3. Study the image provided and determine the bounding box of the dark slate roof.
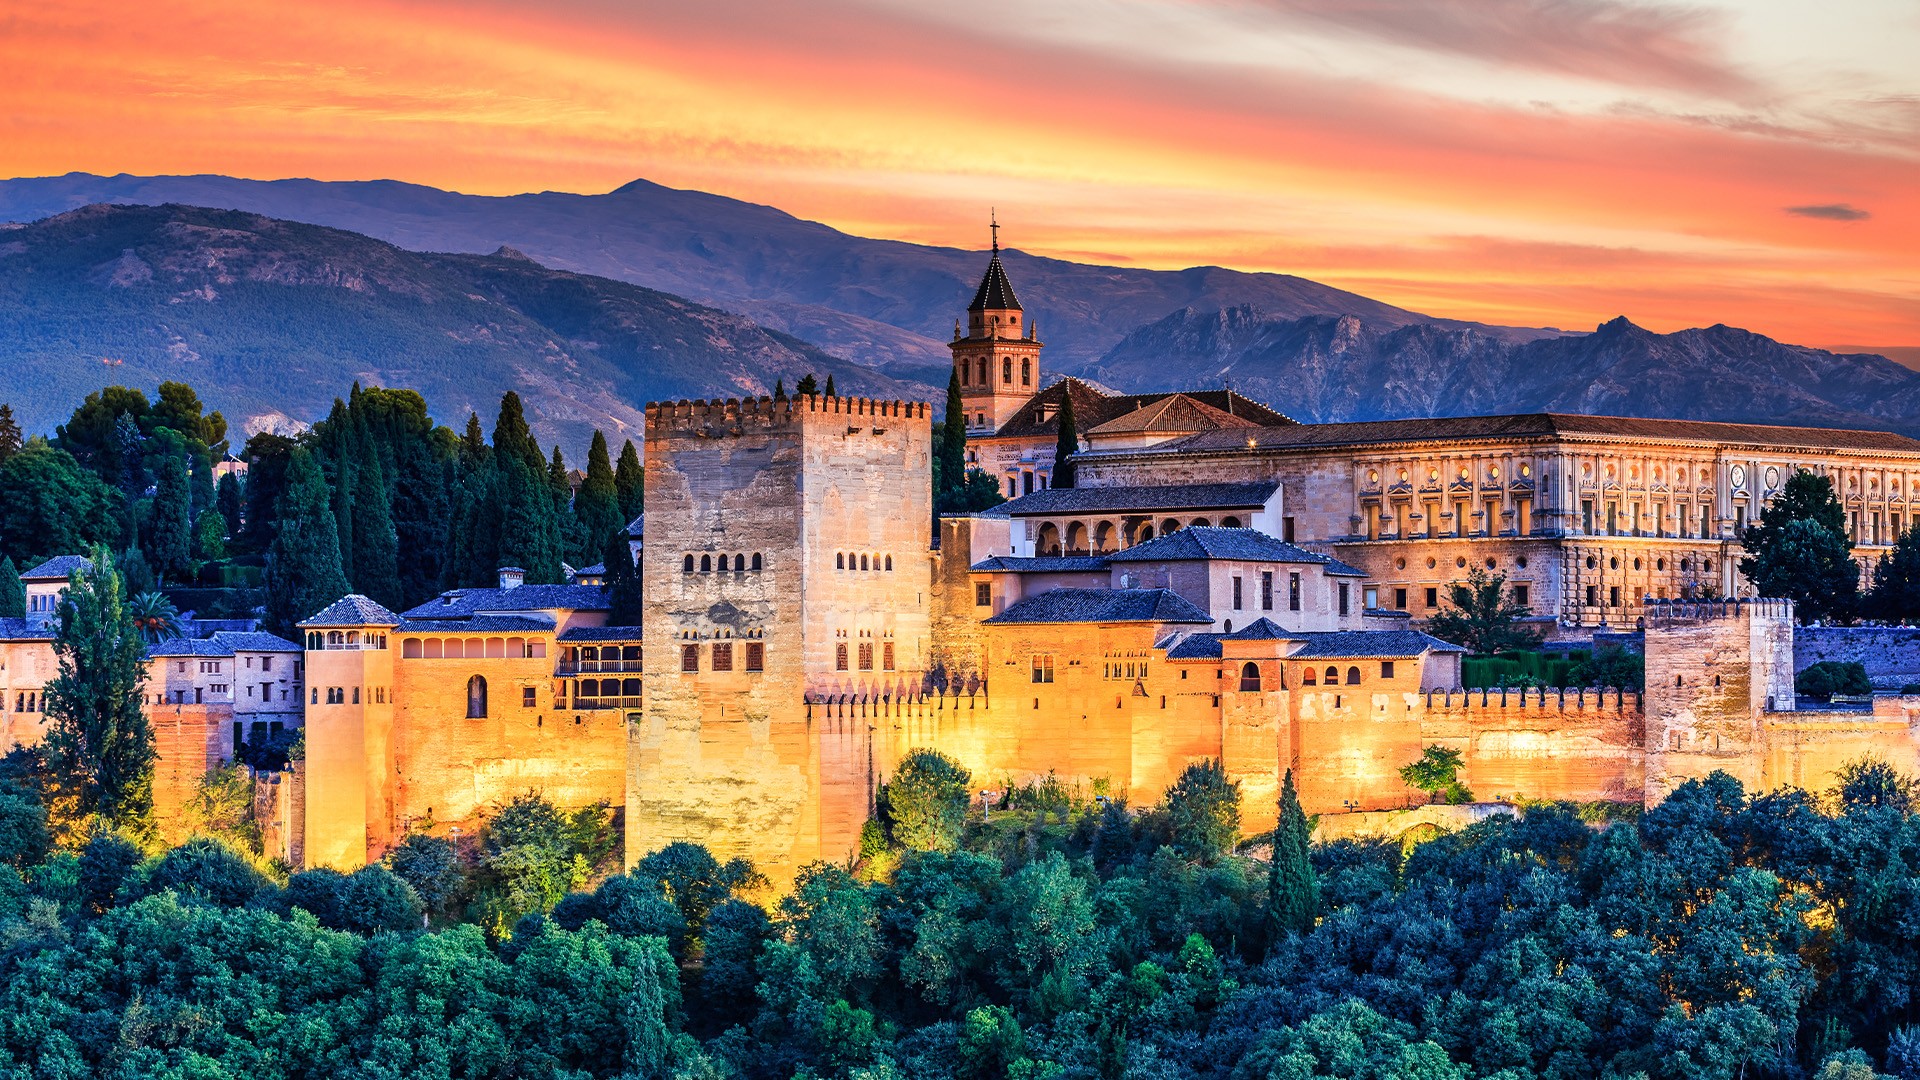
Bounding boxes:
[148,630,303,657]
[1105,527,1366,574]
[626,515,644,539]
[987,377,1291,440]
[401,584,609,619]
[1000,482,1279,516]
[557,625,646,642]
[982,588,1212,625]
[1288,630,1467,658]
[0,618,54,642]
[573,564,607,577]
[1223,617,1288,639]
[20,555,93,582]
[1165,633,1224,660]
[398,614,556,634]
[1086,394,1261,436]
[299,595,403,628]
[1156,412,1920,456]
[969,252,1022,312]
[970,555,1111,573]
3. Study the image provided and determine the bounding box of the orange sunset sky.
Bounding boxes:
[3,0,1917,350]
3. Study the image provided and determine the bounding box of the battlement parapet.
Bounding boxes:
[1644,597,1794,626]
[644,396,931,437]
[804,689,988,722]
[1424,686,1644,716]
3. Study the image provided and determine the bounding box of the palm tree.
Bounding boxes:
[127,591,184,645]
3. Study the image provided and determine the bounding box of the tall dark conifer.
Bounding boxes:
[614,439,644,523]
[824,374,837,397]
[144,452,193,583]
[1052,391,1078,489]
[0,556,22,619]
[215,472,242,534]
[939,369,967,505]
[0,404,21,466]
[1266,769,1317,945]
[574,431,623,561]
[266,449,352,633]
[350,434,402,608]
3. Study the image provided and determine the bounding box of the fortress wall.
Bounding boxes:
[255,766,304,867]
[929,516,1007,687]
[1795,627,1920,690]
[388,651,627,836]
[150,703,232,844]
[1420,687,1645,804]
[1290,684,1426,814]
[1643,600,1795,802]
[1760,698,1920,795]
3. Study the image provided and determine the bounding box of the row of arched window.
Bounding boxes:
[836,553,893,571]
[683,553,764,573]
[1300,666,1364,686]
[311,685,389,705]
[305,630,389,650]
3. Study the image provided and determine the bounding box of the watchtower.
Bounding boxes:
[1642,598,1795,802]
[298,595,399,869]
[950,218,1042,435]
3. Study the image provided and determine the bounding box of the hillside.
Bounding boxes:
[1088,308,1920,433]
[0,173,1560,377]
[0,204,925,447]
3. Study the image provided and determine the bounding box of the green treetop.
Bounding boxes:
[43,546,156,833]
[0,556,22,619]
[1866,521,1920,622]
[144,451,193,584]
[265,448,353,633]
[1427,567,1539,654]
[0,404,21,467]
[1267,769,1318,944]
[1740,469,1860,623]
[349,435,402,608]
[574,430,623,559]
[881,749,972,852]
[795,373,819,397]
[614,438,644,522]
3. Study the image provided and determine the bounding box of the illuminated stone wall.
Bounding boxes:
[1420,687,1645,804]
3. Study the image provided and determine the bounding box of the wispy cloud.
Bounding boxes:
[1243,0,1754,97]
[1786,203,1872,221]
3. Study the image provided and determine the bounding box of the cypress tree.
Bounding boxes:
[1266,769,1317,945]
[773,379,787,403]
[144,452,193,583]
[350,435,402,608]
[1052,391,1078,489]
[495,455,565,586]
[43,546,155,832]
[266,449,353,633]
[604,531,644,626]
[216,471,243,534]
[824,374,837,397]
[614,439,644,523]
[0,404,21,467]
[0,556,22,619]
[492,393,542,474]
[574,431,623,560]
[939,369,967,504]
[190,451,215,517]
[461,412,489,466]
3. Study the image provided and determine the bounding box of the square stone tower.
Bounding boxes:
[1642,598,1796,802]
[630,394,933,882]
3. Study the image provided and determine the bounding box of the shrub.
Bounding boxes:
[883,749,972,853]
[1797,661,1872,699]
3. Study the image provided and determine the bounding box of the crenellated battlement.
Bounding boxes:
[644,395,931,436]
[1644,597,1794,625]
[1423,685,1644,716]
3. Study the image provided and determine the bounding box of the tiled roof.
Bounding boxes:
[1165,633,1224,659]
[146,637,236,658]
[1158,412,1920,456]
[572,564,607,577]
[969,253,1022,312]
[626,515,644,539]
[20,555,93,582]
[299,594,403,628]
[1223,617,1288,639]
[557,625,646,642]
[987,377,1290,440]
[0,618,54,642]
[146,630,302,658]
[398,615,556,634]
[1104,527,1366,574]
[401,584,609,619]
[1287,630,1468,658]
[982,588,1212,625]
[970,556,1110,573]
[1000,481,1279,516]
[1086,394,1262,437]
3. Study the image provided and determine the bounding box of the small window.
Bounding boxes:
[1239,662,1261,692]
[1325,666,1339,685]
[836,642,849,671]
[681,645,700,673]
[1586,585,1598,606]
[745,642,764,672]
[466,675,488,718]
[311,688,319,705]
[975,583,992,607]
[522,686,537,708]
[860,554,870,571]
[1339,583,1350,616]
[883,642,896,671]
[837,553,845,570]
[700,554,712,572]
[262,656,273,672]
[713,642,734,672]
[1394,587,1408,610]
[752,553,763,571]
[858,642,874,670]
[1289,572,1301,612]
[1302,668,1317,686]
[352,687,360,704]
[1261,572,1274,611]
[1031,654,1055,683]
[1513,585,1529,607]
[683,555,694,573]
[1232,576,1243,610]
[1381,661,1395,679]
[1425,587,1438,609]
[885,555,894,571]
[1346,666,1361,685]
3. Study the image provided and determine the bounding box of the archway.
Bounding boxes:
[1065,522,1088,555]
[1036,522,1062,556]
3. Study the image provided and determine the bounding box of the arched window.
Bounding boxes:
[311,687,319,704]
[1160,518,1181,535]
[884,555,893,571]
[467,675,488,718]
[700,554,712,572]
[1239,662,1262,692]
[683,554,694,572]
[1221,516,1242,528]
[734,554,746,572]
[1021,358,1031,385]
[1346,666,1361,685]
[352,687,360,704]
[860,554,870,570]
[837,553,845,570]
[1302,668,1316,686]
[328,631,343,646]
[1002,358,1012,383]
[752,553,763,570]
[978,359,988,383]
[1190,518,1210,528]
[1325,666,1340,685]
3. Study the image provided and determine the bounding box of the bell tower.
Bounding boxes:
[951,214,1042,434]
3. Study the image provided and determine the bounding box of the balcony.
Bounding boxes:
[555,659,646,676]
[567,695,644,711]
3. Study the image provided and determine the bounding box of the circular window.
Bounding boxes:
[1459,468,1470,481]
[1367,469,1379,484]
[1428,467,1440,482]
[1489,466,1501,481]
[1516,556,1529,569]
[1395,557,1407,570]
[1633,557,1642,570]
[1586,556,1597,569]
[1630,467,1639,481]
[1583,463,1593,478]
[1398,468,1409,483]
[1653,468,1663,482]
[1610,557,1620,570]
[1731,464,1747,488]
[1456,557,1467,568]
[1657,558,1666,570]
[1680,557,1691,571]
[1607,465,1616,479]
[1485,557,1496,569]
[1427,557,1437,569]
[1521,464,1532,479]
[1765,466,1780,488]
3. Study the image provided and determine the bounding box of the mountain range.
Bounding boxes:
[1,172,1918,448]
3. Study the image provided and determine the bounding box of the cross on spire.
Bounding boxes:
[990,208,999,255]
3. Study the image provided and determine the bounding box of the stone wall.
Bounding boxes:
[1795,627,1920,690]
[150,702,233,843]
[1643,599,1796,802]
[1421,687,1645,804]
[255,765,304,867]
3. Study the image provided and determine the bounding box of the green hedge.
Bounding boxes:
[1462,650,1587,689]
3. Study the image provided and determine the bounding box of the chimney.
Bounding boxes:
[497,566,525,590]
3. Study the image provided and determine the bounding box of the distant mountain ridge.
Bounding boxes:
[0,203,921,447]
[2,173,1919,443]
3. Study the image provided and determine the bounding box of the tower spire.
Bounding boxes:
[990,208,999,255]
